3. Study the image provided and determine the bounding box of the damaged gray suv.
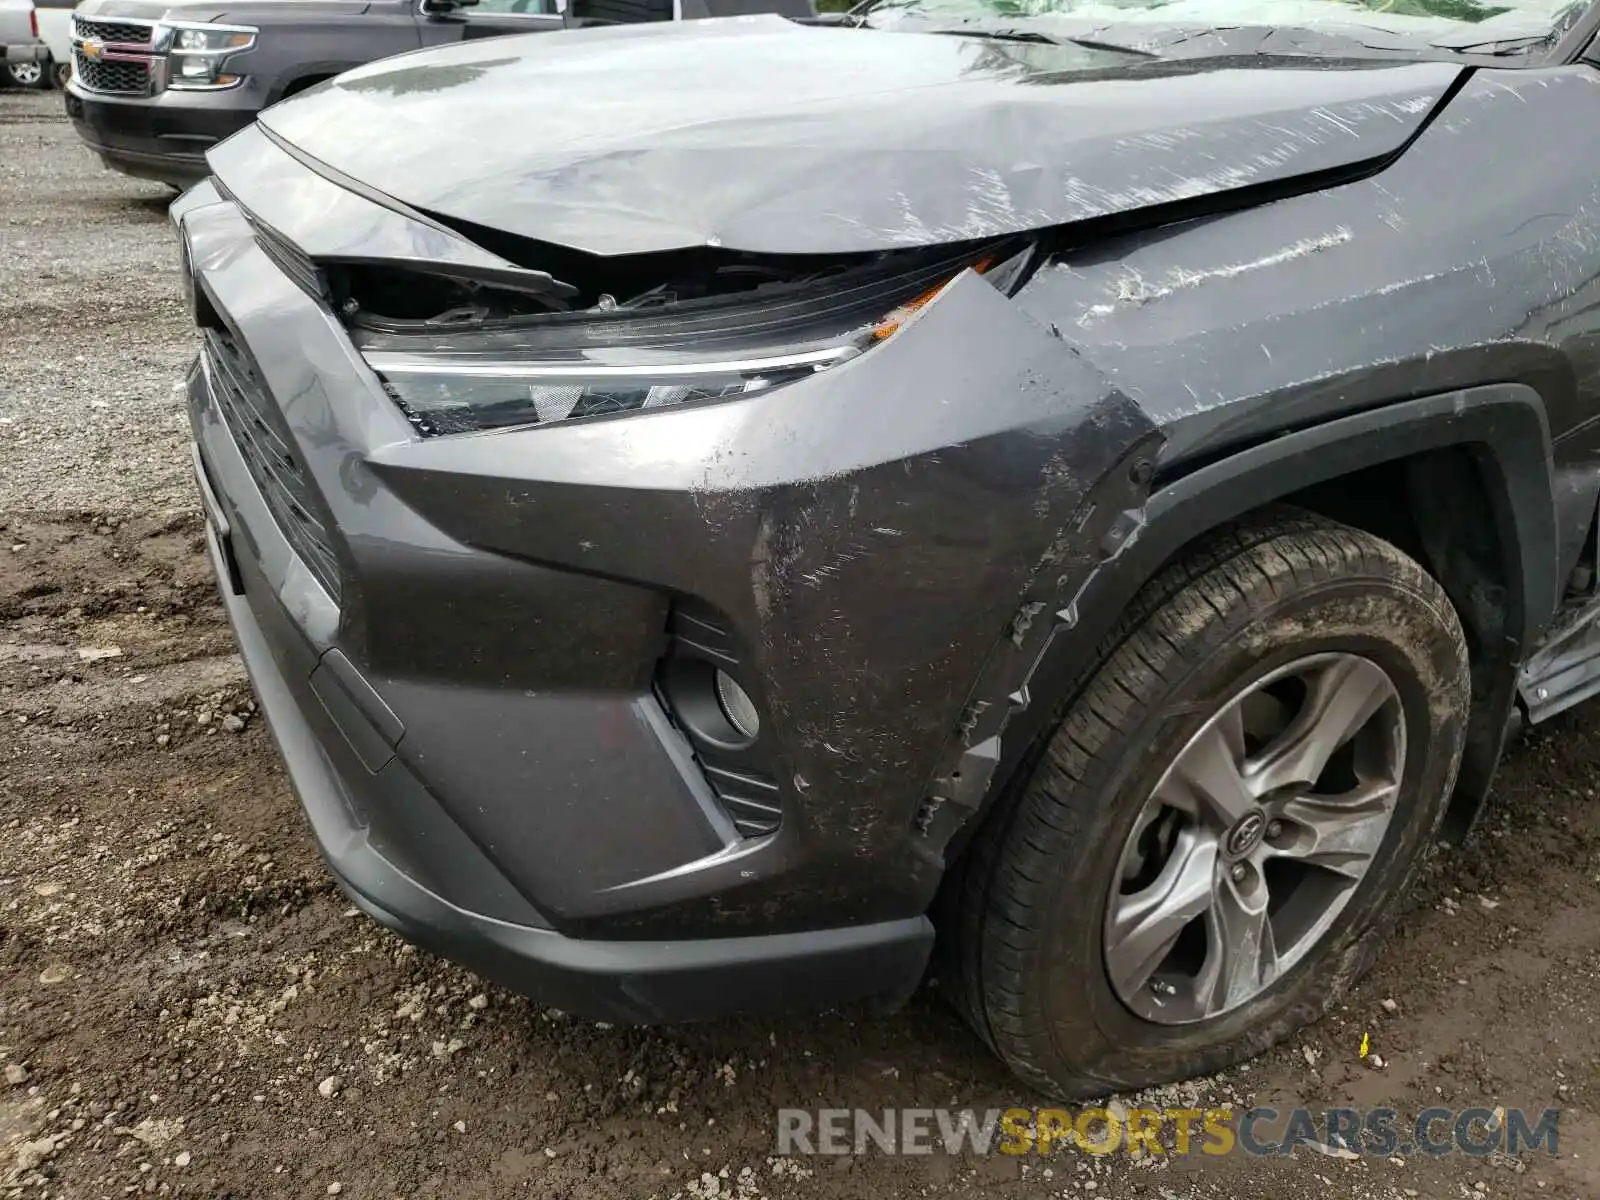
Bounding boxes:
[172,0,1600,1097]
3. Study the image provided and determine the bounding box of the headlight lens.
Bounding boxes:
[359,241,1035,437]
[163,22,255,89]
[367,343,867,437]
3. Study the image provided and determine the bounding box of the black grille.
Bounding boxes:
[203,329,342,602]
[73,17,154,44]
[72,51,150,96]
[702,764,782,837]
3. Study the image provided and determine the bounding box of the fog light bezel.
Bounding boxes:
[654,599,783,839]
[659,657,760,752]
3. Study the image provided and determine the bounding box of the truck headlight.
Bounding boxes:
[162,22,255,90]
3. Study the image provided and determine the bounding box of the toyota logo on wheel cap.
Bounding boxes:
[1226,811,1267,857]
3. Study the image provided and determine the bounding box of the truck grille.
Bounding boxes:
[72,16,155,45]
[203,329,343,602]
[72,53,152,96]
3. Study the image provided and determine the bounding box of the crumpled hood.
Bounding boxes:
[253,15,1462,257]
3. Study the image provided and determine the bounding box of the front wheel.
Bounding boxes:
[5,60,49,90]
[950,509,1470,1098]
[53,60,71,90]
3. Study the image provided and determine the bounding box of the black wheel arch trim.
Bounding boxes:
[931,383,1559,864]
[1144,383,1559,654]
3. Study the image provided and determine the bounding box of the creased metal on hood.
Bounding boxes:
[247,16,1463,258]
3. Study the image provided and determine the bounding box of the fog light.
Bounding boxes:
[715,670,759,740]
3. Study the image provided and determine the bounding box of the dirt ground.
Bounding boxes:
[3,88,1599,1200]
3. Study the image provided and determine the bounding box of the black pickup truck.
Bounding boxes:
[63,0,811,186]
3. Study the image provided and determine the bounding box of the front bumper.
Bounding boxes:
[65,85,254,184]
[172,133,1157,1017]
[196,462,933,1020]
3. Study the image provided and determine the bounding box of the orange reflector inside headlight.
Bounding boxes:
[872,257,995,341]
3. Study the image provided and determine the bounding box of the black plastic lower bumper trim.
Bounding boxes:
[66,89,253,184]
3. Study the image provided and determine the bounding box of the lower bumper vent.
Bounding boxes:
[658,601,781,838]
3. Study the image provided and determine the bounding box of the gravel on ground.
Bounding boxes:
[2,89,1598,1200]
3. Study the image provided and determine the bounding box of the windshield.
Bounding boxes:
[848,0,1590,52]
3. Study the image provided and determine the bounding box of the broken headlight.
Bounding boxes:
[360,240,1036,437]
[367,342,866,437]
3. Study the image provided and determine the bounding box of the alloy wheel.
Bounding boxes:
[1103,652,1405,1024]
[7,62,44,87]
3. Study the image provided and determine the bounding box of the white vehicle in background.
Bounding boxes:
[32,0,69,86]
[1,0,69,88]
[0,0,45,86]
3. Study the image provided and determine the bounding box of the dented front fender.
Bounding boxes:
[368,271,1161,920]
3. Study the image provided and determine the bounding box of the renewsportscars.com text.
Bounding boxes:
[775,1106,1560,1158]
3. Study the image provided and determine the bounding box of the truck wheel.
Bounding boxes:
[5,60,48,89]
[950,509,1469,1098]
[53,60,72,89]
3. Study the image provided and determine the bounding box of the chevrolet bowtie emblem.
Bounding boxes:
[82,39,104,59]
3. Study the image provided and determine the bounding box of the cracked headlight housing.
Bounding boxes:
[358,241,1035,437]
[368,343,867,437]
[162,22,256,90]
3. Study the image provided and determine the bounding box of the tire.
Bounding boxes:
[948,508,1470,1099]
[53,60,71,90]
[5,59,49,89]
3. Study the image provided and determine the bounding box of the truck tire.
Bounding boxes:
[949,508,1470,1099]
[5,59,49,89]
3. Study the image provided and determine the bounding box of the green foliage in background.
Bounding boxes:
[1343,0,1509,18]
